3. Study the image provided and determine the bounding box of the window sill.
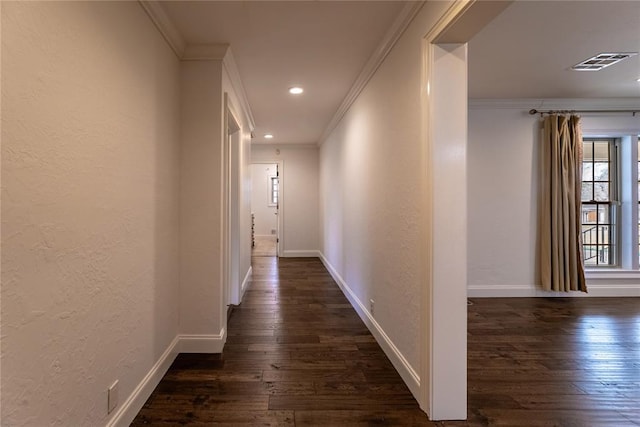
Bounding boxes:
[585,268,640,280]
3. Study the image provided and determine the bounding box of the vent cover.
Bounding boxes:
[572,52,638,71]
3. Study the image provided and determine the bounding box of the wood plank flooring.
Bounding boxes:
[466,297,640,426]
[132,257,640,426]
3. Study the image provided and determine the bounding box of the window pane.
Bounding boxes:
[581,206,597,224]
[594,182,609,201]
[597,204,610,224]
[582,163,593,181]
[593,162,609,181]
[582,225,597,244]
[581,183,593,201]
[583,246,597,265]
[593,142,609,161]
[583,141,594,160]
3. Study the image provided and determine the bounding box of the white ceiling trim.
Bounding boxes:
[182,43,230,61]
[469,98,640,110]
[317,1,425,145]
[223,49,256,131]
[139,0,185,58]
[178,43,257,131]
[139,1,255,131]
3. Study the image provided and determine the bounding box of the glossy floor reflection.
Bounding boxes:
[132,258,640,426]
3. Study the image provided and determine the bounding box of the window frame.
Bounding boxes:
[268,175,279,207]
[581,134,640,272]
[581,138,620,267]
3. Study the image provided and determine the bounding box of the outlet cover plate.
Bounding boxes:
[108,380,119,414]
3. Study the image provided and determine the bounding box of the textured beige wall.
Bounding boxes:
[318,0,452,381]
[179,60,224,335]
[1,2,181,425]
[252,145,319,255]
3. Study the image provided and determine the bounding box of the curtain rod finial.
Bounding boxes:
[529,109,539,115]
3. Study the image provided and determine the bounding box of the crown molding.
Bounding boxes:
[222,48,256,131]
[182,43,231,61]
[139,0,186,58]
[252,142,319,148]
[318,1,425,145]
[469,98,640,110]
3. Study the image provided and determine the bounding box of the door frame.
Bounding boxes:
[251,160,284,258]
[223,94,242,316]
[419,0,512,419]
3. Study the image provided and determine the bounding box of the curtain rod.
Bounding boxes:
[529,108,639,116]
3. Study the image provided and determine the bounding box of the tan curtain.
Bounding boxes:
[538,114,587,292]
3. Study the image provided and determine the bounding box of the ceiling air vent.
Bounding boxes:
[571,52,638,71]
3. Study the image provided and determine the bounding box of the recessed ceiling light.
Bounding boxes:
[264,134,274,139]
[289,87,304,95]
[571,52,638,71]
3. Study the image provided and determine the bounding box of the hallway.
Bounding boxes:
[131,258,640,426]
[131,257,431,425]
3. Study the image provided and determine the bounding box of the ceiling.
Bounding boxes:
[159,1,640,146]
[468,0,640,99]
[161,0,406,145]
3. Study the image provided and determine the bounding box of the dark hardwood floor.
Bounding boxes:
[132,257,640,426]
[467,297,640,426]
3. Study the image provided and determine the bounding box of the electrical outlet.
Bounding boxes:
[369,299,375,316]
[108,380,119,414]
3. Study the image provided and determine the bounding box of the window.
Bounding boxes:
[581,139,617,266]
[581,135,640,270]
[269,176,279,207]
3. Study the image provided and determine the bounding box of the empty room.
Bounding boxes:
[2,1,638,426]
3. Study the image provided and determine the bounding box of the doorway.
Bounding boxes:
[251,162,281,257]
[224,96,243,309]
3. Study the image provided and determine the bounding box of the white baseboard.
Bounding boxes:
[179,329,227,353]
[282,250,320,258]
[241,266,252,298]
[106,329,227,426]
[468,283,640,297]
[318,252,420,400]
[106,335,180,427]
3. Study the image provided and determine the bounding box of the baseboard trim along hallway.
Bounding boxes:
[318,252,421,399]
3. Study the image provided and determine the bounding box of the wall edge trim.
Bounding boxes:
[241,266,252,298]
[318,252,420,399]
[105,335,180,427]
[138,0,185,58]
[317,1,425,145]
[468,284,640,298]
[469,98,640,110]
[281,250,321,258]
[223,47,256,130]
[182,43,229,61]
[179,330,227,353]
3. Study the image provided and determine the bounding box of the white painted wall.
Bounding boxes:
[179,51,253,341]
[179,60,224,337]
[318,0,453,402]
[251,163,278,236]
[1,2,181,425]
[468,99,640,297]
[428,43,468,420]
[252,145,319,256]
